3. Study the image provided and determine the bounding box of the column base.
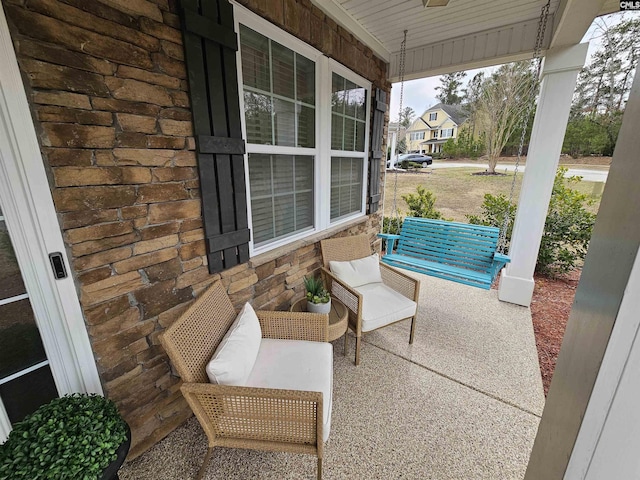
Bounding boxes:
[498,269,535,307]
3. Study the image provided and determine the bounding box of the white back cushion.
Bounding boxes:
[206,302,262,386]
[329,253,382,288]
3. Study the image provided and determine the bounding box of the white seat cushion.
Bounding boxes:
[246,338,333,442]
[329,253,382,288]
[355,282,418,332]
[206,303,261,386]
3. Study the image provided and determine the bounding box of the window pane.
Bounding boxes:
[274,194,295,237]
[331,156,363,220]
[0,222,26,300]
[331,114,343,150]
[331,73,345,114]
[272,42,295,99]
[244,92,273,145]
[295,191,313,234]
[0,364,58,425]
[0,298,47,380]
[343,118,356,151]
[273,154,294,192]
[240,25,315,148]
[273,98,295,147]
[353,88,367,121]
[331,73,368,153]
[354,122,365,151]
[240,26,270,92]
[296,54,315,105]
[297,105,315,148]
[249,154,314,247]
[344,80,357,117]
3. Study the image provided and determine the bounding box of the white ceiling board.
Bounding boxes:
[313,0,610,79]
[336,0,560,53]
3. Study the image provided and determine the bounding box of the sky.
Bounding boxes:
[388,11,640,122]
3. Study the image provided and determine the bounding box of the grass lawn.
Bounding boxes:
[383,167,603,222]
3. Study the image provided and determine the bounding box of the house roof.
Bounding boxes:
[424,103,468,126]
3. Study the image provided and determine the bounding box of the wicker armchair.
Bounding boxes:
[320,235,420,366]
[160,281,330,480]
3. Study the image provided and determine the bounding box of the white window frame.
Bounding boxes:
[441,128,454,139]
[429,112,437,121]
[326,59,371,226]
[234,5,371,256]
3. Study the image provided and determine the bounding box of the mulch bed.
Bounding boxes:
[530,269,581,396]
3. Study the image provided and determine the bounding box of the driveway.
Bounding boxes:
[431,162,609,183]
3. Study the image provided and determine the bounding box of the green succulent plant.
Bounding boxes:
[303,275,330,304]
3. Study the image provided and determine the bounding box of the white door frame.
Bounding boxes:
[0,5,102,441]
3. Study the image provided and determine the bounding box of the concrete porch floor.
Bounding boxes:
[120,273,544,479]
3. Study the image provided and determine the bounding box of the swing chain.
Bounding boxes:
[497,0,551,254]
[389,30,408,231]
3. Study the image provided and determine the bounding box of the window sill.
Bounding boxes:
[249,215,369,268]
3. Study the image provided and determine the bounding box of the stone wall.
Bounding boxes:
[3,0,389,457]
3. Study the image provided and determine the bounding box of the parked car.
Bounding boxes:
[387,153,433,169]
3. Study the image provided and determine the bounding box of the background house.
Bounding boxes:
[406,103,468,153]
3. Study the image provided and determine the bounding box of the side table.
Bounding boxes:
[290,297,348,342]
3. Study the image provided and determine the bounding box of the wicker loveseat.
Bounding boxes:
[161,281,332,480]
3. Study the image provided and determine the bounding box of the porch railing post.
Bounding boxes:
[498,43,589,307]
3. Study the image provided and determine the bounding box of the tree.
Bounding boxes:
[462,71,484,137]
[435,72,466,105]
[398,106,415,128]
[476,61,537,173]
[565,16,640,157]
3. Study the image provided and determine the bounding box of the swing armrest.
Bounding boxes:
[378,233,401,255]
[491,253,511,278]
[493,253,511,265]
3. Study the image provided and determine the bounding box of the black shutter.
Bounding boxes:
[368,88,387,214]
[180,0,250,273]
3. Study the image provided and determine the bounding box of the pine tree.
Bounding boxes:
[398,106,416,128]
[435,72,466,104]
[566,16,639,156]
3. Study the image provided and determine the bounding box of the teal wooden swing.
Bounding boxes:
[378,2,549,289]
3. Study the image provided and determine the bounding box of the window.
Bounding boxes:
[410,132,425,141]
[432,130,438,139]
[330,72,367,221]
[429,112,437,121]
[237,11,371,253]
[441,128,454,138]
[248,154,314,245]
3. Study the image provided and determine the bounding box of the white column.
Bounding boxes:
[498,43,589,307]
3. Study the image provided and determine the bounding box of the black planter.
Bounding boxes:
[99,422,131,480]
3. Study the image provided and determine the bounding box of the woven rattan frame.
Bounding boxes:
[160,282,329,480]
[320,235,420,366]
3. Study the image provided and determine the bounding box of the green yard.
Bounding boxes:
[382,166,604,222]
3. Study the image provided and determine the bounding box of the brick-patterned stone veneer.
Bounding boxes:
[4,0,389,457]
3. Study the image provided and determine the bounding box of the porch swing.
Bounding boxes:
[378,1,550,290]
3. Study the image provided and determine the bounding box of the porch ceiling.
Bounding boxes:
[312,0,620,81]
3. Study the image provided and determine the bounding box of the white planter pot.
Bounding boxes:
[307,298,331,314]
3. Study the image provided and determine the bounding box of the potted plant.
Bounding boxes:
[303,275,331,314]
[0,393,130,480]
